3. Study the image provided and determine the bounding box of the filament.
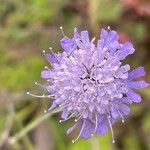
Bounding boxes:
[72,120,85,143]
[59,26,65,37]
[27,92,54,99]
[107,117,115,143]
[117,109,125,123]
[34,81,47,88]
[94,114,98,132]
[59,113,75,123]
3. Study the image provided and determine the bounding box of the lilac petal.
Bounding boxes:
[100,29,108,40]
[96,116,110,135]
[45,53,59,64]
[80,119,94,139]
[81,31,90,43]
[126,89,141,103]
[128,66,146,80]
[60,36,76,52]
[128,81,149,89]
[61,109,69,119]
[73,27,79,39]
[111,106,119,119]
[115,97,132,104]
[97,29,108,48]
[41,70,52,79]
[116,103,130,116]
[118,42,135,60]
[106,30,119,44]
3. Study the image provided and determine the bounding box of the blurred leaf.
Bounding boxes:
[69,138,91,150]
[125,22,146,40]
[69,133,112,150]
[0,57,44,91]
[96,0,122,22]
[123,132,141,150]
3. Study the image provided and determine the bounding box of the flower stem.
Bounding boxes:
[8,108,61,145]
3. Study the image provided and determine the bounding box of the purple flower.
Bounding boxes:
[40,27,149,143]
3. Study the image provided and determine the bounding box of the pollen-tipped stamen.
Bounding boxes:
[27,92,54,99]
[60,26,65,37]
[107,116,115,143]
[117,109,125,123]
[59,113,75,123]
[34,81,47,88]
[72,120,85,143]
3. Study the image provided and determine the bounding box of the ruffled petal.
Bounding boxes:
[81,31,90,43]
[117,42,135,60]
[45,53,59,64]
[41,70,52,79]
[96,116,110,135]
[128,66,146,80]
[106,30,119,45]
[80,119,94,139]
[128,81,149,89]
[126,89,141,103]
[116,103,130,116]
[60,36,76,52]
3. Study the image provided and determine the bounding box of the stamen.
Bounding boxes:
[117,110,125,123]
[72,120,85,143]
[74,113,83,122]
[94,114,98,132]
[34,81,47,88]
[44,66,48,69]
[107,26,111,30]
[44,110,47,113]
[106,108,111,118]
[59,26,65,37]
[48,47,60,63]
[59,113,75,123]
[27,92,54,99]
[91,37,96,43]
[107,117,115,143]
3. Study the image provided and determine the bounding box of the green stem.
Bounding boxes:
[8,108,61,145]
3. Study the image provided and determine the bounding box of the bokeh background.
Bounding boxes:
[0,0,150,150]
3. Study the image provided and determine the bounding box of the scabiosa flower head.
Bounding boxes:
[29,27,149,143]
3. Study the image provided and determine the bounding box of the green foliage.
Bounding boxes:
[96,0,122,22]
[0,56,44,91]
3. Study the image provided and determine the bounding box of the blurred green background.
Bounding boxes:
[0,0,150,150]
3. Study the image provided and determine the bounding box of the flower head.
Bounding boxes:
[33,27,149,143]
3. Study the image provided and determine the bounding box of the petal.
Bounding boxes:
[114,97,132,104]
[111,106,119,119]
[106,30,119,44]
[128,66,146,80]
[126,89,141,103]
[60,36,76,52]
[100,29,108,40]
[45,53,59,64]
[118,42,135,60]
[81,31,90,43]
[96,116,110,135]
[128,81,149,89]
[61,109,69,119]
[97,29,108,49]
[73,27,79,39]
[41,70,52,79]
[116,103,130,116]
[80,119,94,139]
